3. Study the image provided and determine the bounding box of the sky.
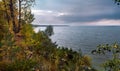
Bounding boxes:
[32,0,120,26]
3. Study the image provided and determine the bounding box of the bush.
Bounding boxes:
[92,43,120,71]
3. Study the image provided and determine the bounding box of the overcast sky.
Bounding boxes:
[32,0,120,26]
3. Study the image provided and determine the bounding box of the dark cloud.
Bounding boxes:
[58,11,120,23]
[32,0,120,25]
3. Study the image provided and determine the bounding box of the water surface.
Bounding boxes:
[34,26,120,70]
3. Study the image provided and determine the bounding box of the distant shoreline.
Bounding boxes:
[32,24,120,27]
[32,25,69,27]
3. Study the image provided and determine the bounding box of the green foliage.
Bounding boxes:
[92,43,120,71]
[0,24,4,41]
[23,10,35,24]
[7,59,37,71]
[103,58,120,71]
[114,0,120,5]
[20,24,35,46]
[21,24,34,37]
[0,7,9,41]
[115,0,120,2]
[0,22,96,71]
[0,1,96,70]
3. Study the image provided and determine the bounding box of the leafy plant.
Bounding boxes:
[91,43,120,71]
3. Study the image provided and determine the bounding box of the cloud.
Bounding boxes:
[32,10,66,24]
[74,19,120,26]
[32,10,67,17]
[58,11,120,23]
[32,0,120,25]
[94,19,120,26]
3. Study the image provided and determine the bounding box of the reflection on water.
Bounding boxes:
[34,27,46,32]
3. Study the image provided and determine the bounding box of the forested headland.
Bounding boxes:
[0,0,119,71]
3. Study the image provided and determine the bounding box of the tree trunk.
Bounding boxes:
[9,0,19,34]
[18,0,22,32]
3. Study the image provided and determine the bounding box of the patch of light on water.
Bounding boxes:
[33,27,46,33]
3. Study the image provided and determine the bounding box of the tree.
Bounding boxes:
[1,0,35,34]
[20,0,35,24]
[17,0,35,33]
[44,25,54,36]
[9,0,19,33]
[18,0,35,26]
